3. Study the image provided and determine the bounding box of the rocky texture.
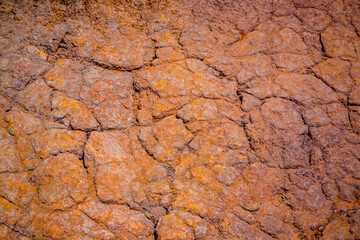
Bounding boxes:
[0,0,359,239]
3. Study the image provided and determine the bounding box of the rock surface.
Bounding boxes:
[0,0,359,239]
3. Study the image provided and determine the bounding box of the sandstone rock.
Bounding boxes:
[219,213,273,239]
[0,197,21,226]
[157,212,195,240]
[273,15,303,33]
[273,73,338,106]
[26,208,115,239]
[16,80,52,115]
[247,98,310,168]
[153,47,185,64]
[349,86,360,105]
[238,53,275,78]
[192,71,238,101]
[259,215,294,238]
[180,22,218,59]
[260,98,307,135]
[139,116,192,163]
[0,46,49,98]
[351,61,360,85]
[0,95,11,112]
[1,1,360,239]
[52,93,99,130]
[44,59,84,99]
[303,107,330,127]
[293,0,333,9]
[321,28,357,58]
[32,153,89,209]
[271,28,308,54]
[6,107,42,135]
[348,206,360,239]
[177,98,218,122]
[0,172,36,207]
[273,0,295,16]
[295,8,332,32]
[85,131,140,205]
[81,67,134,109]
[80,200,154,239]
[320,216,353,240]
[324,103,351,129]
[136,63,195,98]
[95,162,136,204]
[85,131,134,166]
[0,128,23,172]
[313,58,353,93]
[94,100,135,130]
[69,24,154,70]
[349,106,360,133]
[30,23,68,51]
[272,53,313,72]
[241,93,262,112]
[32,129,87,159]
[229,30,271,57]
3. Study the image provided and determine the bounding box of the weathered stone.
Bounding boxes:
[94,100,135,130]
[219,213,273,239]
[25,208,115,239]
[70,24,154,70]
[0,172,36,207]
[177,98,218,122]
[52,93,99,130]
[6,107,42,135]
[320,216,353,240]
[321,28,357,58]
[85,131,134,166]
[1,1,360,239]
[273,73,338,106]
[139,116,192,163]
[303,107,330,127]
[180,22,219,59]
[271,28,308,54]
[157,212,195,240]
[349,86,360,105]
[44,59,84,99]
[81,67,134,109]
[351,61,360,85]
[32,129,87,159]
[295,8,332,32]
[261,98,307,135]
[293,0,333,9]
[273,0,295,16]
[136,63,195,98]
[324,103,351,128]
[273,15,303,33]
[0,197,21,226]
[95,162,136,204]
[79,200,154,239]
[153,47,185,64]
[241,93,262,112]
[272,53,313,72]
[313,58,353,93]
[239,53,275,78]
[32,153,89,209]
[246,98,310,168]
[229,30,271,57]
[16,80,52,115]
[30,23,68,51]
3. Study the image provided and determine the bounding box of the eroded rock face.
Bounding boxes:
[0,0,359,239]
[31,153,89,210]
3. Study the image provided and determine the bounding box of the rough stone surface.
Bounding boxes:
[0,0,359,239]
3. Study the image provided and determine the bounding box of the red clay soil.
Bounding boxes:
[0,0,360,239]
